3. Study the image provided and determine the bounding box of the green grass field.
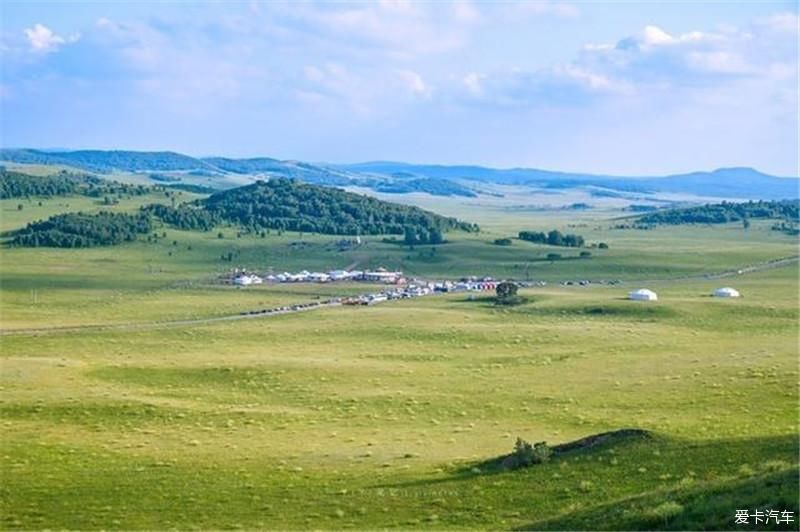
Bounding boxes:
[1,191,798,529]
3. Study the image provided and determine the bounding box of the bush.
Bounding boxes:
[579,251,592,258]
[508,438,552,468]
[493,238,513,246]
[495,281,527,306]
[598,242,609,249]
[547,253,562,261]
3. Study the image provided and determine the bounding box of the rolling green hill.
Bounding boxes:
[9,177,478,247]
[198,178,477,237]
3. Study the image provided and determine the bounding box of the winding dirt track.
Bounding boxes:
[1,255,796,337]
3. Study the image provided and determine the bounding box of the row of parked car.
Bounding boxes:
[342,284,434,305]
[239,298,342,316]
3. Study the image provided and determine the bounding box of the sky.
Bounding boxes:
[1,1,798,176]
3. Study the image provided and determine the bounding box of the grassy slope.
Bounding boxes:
[0,189,798,529]
[1,267,798,529]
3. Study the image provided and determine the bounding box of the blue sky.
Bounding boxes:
[1,1,798,175]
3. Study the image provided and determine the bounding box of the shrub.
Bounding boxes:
[598,242,609,249]
[547,253,562,261]
[496,281,518,299]
[510,437,552,468]
[645,501,684,525]
[579,251,592,258]
[493,238,513,246]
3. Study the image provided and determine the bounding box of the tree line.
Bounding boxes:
[635,200,799,226]
[518,229,585,247]
[1,169,151,199]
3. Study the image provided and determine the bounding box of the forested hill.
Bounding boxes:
[0,169,149,199]
[0,149,213,174]
[197,178,477,239]
[635,200,799,225]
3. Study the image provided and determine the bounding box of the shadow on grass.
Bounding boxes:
[373,428,657,490]
[519,466,799,531]
[372,431,798,493]
[452,295,544,307]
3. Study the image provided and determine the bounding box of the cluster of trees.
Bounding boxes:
[142,204,218,231]
[0,169,150,199]
[627,204,659,212]
[403,226,444,245]
[518,229,585,247]
[199,178,478,237]
[0,170,80,198]
[771,222,799,236]
[11,212,152,248]
[636,200,799,226]
[82,180,150,199]
[164,183,217,194]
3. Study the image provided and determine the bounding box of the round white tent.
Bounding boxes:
[713,287,740,298]
[629,288,658,301]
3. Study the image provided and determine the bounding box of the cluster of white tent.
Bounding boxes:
[231,268,406,286]
[233,274,263,286]
[628,287,741,301]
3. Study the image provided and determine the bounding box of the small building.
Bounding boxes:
[713,287,741,298]
[629,288,658,301]
[328,270,349,281]
[363,268,403,283]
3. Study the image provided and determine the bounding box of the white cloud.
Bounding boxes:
[463,72,485,95]
[24,23,78,53]
[455,13,796,110]
[581,18,795,85]
[396,69,431,97]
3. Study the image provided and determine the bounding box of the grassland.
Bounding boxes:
[1,189,798,529]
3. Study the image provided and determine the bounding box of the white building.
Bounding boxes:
[629,288,658,301]
[363,268,403,283]
[713,287,741,298]
[328,270,349,281]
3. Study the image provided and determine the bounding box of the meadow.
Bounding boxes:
[0,190,798,529]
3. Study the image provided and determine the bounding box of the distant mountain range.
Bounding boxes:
[337,161,799,199]
[1,148,797,200]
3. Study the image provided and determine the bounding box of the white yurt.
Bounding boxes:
[629,288,658,301]
[713,287,740,298]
